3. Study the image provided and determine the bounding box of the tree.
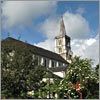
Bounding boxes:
[1,39,46,99]
[42,69,61,99]
[95,64,99,77]
[58,56,99,99]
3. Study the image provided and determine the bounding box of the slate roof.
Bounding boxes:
[2,37,69,64]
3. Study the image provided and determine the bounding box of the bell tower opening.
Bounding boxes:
[55,16,73,62]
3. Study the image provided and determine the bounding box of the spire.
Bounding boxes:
[60,16,66,35]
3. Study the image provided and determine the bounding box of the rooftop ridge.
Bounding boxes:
[2,37,68,63]
[5,37,60,55]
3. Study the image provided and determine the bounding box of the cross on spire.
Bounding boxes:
[60,16,66,35]
[18,33,21,40]
[8,32,10,37]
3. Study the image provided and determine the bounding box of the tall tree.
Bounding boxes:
[58,56,99,99]
[1,39,46,99]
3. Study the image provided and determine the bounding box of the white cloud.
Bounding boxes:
[2,1,57,28]
[86,38,99,66]
[76,7,85,14]
[85,38,96,46]
[36,11,98,66]
[71,35,99,66]
[35,35,99,66]
[40,11,90,39]
[63,12,90,39]
[39,16,60,39]
[34,39,55,52]
[2,1,98,66]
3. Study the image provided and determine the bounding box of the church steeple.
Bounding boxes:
[55,16,73,62]
[60,16,66,35]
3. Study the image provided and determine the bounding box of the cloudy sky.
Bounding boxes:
[2,1,99,66]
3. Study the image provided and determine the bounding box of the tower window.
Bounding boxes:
[58,40,62,45]
[59,48,62,53]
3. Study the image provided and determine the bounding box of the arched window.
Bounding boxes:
[44,59,46,67]
[59,47,62,53]
[58,39,62,45]
[51,60,54,67]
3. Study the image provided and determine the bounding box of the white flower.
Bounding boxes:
[74,96,76,98]
[71,93,74,95]
[85,77,89,79]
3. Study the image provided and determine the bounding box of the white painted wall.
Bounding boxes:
[53,71,65,78]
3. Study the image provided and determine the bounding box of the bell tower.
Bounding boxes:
[55,16,73,62]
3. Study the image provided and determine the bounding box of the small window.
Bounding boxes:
[44,59,46,67]
[55,62,57,67]
[38,56,41,65]
[59,62,61,67]
[58,40,62,45]
[63,63,65,66]
[51,60,54,67]
[59,48,62,53]
[59,62,63,67]
[34,56,38,66]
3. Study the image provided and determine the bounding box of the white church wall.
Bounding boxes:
[32,53,66,68]
[55,39,57,53]
[53,71,65,78]
[41,57,44,65]
[42,78,54,83]
[63,63,65,66]
[49,59,51,67]
[56,62,59,67]
[38,56,43,66]
[63,36,65,45]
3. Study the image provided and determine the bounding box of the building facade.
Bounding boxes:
[2,17,72,78]
[55,16,73,63]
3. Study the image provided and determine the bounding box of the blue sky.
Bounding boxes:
[2,1,99,66]
[2,1,99,41]
[57,1,99,31]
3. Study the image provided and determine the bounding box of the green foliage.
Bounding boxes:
[95,64,99,77]
[1,40,46,99]
[2,39,99,99]
[58,56,99,99]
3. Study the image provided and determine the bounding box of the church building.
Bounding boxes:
[2,17,73,78]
